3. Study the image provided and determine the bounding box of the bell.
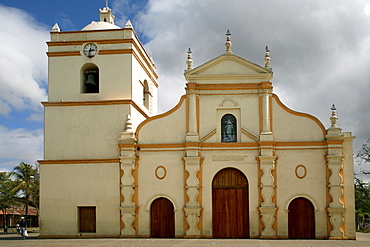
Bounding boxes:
[84,74,98,93]
[84,74,97,87]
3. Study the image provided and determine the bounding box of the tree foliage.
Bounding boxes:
[0,172,18,211]
[0,172,19,228]
[355,139,370,230]
[355,178,370,229]
[9,162,39,217]
[357,138,370,175]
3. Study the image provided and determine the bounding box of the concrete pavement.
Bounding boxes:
[1,232,370,246]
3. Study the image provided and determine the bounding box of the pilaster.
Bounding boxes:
[326,121,346,239]
[119,130,137,236]
[257,155,277,238]
[183,156,202,237]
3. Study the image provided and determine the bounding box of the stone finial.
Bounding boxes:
[186,48,193,71]
[330,104,338,128]
[51,23,61,32]
[124,114,133,132]
[225,29,233,54]
[264,46,271,68]
[125,20,133,29]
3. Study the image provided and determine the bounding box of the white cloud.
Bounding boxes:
[0,125,43,172]
[0,5,48,117]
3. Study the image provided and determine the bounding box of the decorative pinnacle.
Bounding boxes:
[225,29,232,54]
[330,104,338,128]
[264,46,271,69]
[186,48,193,70]
[124,114,133,132]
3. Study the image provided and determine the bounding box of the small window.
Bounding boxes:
[143,80,150,109]
[221,114,237,143]
[81,64,99,94]
[78,207,96,233]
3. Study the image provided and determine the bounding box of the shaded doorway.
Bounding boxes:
[150,197,175,238]
[288,197,315,239]
[212,168,249,238]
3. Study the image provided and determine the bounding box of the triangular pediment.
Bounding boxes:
[184,53,272,82]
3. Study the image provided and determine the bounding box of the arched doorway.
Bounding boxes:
[288,197,315,239]
[150,197,175,238]
[212,168,249,238]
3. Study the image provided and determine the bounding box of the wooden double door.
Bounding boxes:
[212,168,249,238]
[288,197,315,239]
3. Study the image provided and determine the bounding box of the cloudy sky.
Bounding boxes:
[0,0,369,177]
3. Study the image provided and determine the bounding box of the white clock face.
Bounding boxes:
[83,43,98,57]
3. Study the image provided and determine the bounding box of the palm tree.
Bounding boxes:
[10,162,38,217]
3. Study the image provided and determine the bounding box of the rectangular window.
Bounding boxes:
[78,207,96,233]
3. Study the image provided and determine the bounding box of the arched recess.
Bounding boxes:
[221,114,237,143]
[288,197,315,239]
[150,197,175,238]
[81,63,99,93]
[212,168,249,238]
[143,80,150,109]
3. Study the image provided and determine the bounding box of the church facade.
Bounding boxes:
[39,5,356,239]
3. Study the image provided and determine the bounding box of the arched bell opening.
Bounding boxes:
[81,63,99,94]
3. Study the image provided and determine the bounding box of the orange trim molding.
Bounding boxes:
[42,99,149,119]
[155,166,167,180]
[136,95,186,139]
[186,82,272,91]
[38,159,119,165]
[295,165,307,179]
[47,51,80,57]
[272,94,326,136]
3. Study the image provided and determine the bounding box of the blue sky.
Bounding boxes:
[0,0,370,177]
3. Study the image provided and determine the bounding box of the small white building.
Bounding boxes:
[39,5,356,239]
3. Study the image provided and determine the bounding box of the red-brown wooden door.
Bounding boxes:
[212,168,249,238]
[288,197,315,239]
[150,197,175,238]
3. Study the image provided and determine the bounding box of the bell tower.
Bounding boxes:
[43,4,158,160]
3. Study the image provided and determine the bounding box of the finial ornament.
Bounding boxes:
[51,23,61,32]
[225,29,233,54]
[330,104,338,128]
[264,46,271,68]
[186,48,193,71]
[124,114,133,132]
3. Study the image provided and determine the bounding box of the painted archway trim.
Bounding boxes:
[283,193,320,213]
[145,194,179,212]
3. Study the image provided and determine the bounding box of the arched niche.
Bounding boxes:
[221,114,237,142]
[143,79,150,109]
[81,63,99,94]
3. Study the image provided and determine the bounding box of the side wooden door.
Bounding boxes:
[150,197,175,238]
[212,168,249,238]
[288,197,315,239]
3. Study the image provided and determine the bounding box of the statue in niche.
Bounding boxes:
[221,114,237,142]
